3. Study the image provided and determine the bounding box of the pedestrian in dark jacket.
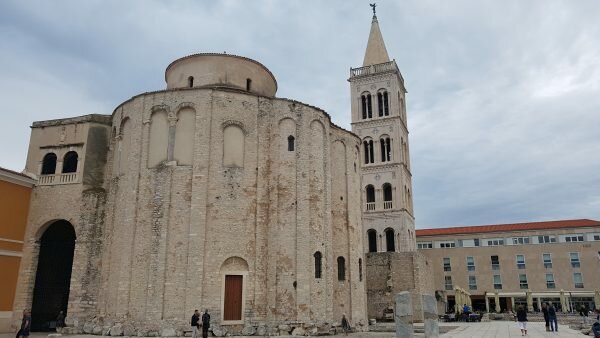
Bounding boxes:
[516,306,528,336]
[341,314,351,335]
[541,303,550,331]
[15,310,27,338]
[201,310,210,338]
[190,310,200,338]
[548,303,558,332]
[592,321,600,338]
[20,311,31,338]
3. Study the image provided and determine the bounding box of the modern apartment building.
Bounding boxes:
[416,219,600,313]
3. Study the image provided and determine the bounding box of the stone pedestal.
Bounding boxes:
[422,294,439,338]
[395,291,414,338]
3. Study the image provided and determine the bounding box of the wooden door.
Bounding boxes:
[223,275,243,320]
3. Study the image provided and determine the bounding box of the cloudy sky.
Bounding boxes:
[1,0,599,228]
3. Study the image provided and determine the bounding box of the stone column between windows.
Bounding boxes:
[167,114,178,162]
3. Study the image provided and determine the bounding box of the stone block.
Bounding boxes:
[422,294,439,338]
[160,327,177,337]
[241,325,256,336]
[109,323,123,336]
[395,291,413,338]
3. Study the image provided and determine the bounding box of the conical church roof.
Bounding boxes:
[362,15,390,66]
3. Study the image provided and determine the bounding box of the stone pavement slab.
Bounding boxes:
[0,322,588,338]
[440,321,586,337]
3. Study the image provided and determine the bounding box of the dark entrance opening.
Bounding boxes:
[31,220,76,331]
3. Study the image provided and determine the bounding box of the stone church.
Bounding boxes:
[11,10,432,336]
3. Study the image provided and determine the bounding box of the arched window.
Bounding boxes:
[363,140,375,164]
[367,94,372,118]
[41,153,57,175]
[380,137,391,162]
[246,78,252,91]
[385,228,396,252]
[188,76,194,88]
[288,135,295,151]
[361,95,367,119]
[337,256,346,281]
[383,91,389,116]
[314,251,322,279]
[366,184,375,211]
[62,151,78,173]
[377,92,384,117]
[359,258,363,282]
[363,139,374,164]
[367,229,377,253]
[383,183,393,209]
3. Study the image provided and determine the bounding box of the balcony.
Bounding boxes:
[350,60,400,78]
[38,173,79,186]
[383,201,393,209]
[366,202,375,211]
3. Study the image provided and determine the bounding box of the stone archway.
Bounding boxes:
[31,220,76,331]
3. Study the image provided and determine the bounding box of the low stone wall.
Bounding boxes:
[60,316,367,337]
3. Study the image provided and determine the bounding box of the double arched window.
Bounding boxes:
[41,153,57,175]
[377,90,390,117]
[365,183,393,211]
[361,93,373,119]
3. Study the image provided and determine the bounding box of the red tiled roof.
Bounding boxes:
[416,219,600,237]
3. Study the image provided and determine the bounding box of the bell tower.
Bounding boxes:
[349,7,416,254]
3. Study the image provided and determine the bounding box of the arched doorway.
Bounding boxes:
[31,220,76,331]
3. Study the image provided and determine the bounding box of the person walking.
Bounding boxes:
[580,305,589,326]
[20,311,31,338]
[516,305,528,336]
[56,311,65,331]
[548,303,558,333]
[340,314,351,335]
[201,309,210,338]
[541,303,550,331]
[190,310,200,338]
[15,310,27,338]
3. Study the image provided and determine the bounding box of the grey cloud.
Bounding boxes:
[1,0,599,227]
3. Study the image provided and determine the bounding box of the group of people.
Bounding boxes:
[190,310,210,338]
[516,302,600,337]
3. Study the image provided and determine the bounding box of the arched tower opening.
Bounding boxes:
[31,220,76,331]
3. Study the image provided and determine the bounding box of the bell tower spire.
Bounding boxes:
[348,5,415,255]
[363,4,390,66]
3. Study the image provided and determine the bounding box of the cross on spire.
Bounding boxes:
[370,3,377,16]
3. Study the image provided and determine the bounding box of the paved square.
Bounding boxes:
[439,321,586,337]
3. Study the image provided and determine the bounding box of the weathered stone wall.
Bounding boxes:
[89,87,366,335]
[12,117,111,330]
[365,252,433,322]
